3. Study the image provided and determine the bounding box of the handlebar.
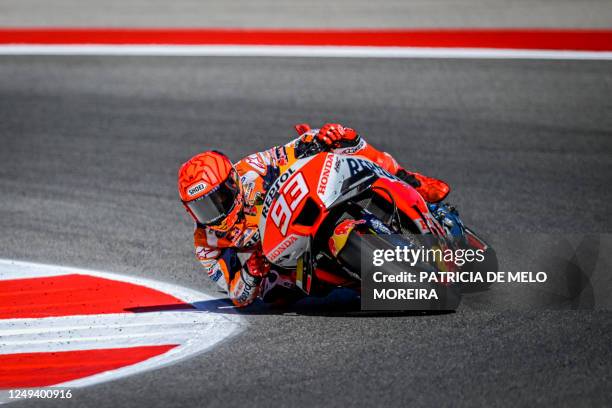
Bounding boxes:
[297,136,357,159]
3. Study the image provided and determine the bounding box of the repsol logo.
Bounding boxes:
[188,182,207,197]
[317,154,334,195]
[236,281,255,304]
[346,158,395,179]
[262,168,295,217]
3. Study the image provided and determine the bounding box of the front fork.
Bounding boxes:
[428,202,465,238]
[429,203,491,256]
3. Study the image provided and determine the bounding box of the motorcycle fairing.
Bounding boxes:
[259,152,443,267]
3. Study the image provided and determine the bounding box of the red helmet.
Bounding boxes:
[178,151,243,232]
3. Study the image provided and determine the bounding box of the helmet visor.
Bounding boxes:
[185,170,240,225]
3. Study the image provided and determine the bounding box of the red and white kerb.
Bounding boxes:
[0,259,242,401]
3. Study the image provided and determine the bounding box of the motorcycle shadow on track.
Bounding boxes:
[127,290,455,317]
[126,236,605,315]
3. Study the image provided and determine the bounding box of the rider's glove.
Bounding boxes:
[294,123,312,136]
[316,123,358,147]
[245,250,271,278]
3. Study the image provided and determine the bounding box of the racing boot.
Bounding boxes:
[396,169,450,203]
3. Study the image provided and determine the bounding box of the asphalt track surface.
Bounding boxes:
[2,0,612,28]
[1,56,612,407]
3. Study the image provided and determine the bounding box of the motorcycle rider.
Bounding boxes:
[178,123,450,307]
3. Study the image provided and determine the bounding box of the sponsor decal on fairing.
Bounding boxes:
[317,153,335,196]
[267,234,299,262]
[345,157,397,180]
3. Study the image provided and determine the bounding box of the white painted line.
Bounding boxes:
[0,259,243,403]
[0,311,235,354]
[0,45,611,60]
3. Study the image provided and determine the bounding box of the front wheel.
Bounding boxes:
[336,231,462,311]
[458,227,498,293]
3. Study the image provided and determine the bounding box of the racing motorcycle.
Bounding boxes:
[258,139,497,310]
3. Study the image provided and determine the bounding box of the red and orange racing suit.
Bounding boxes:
[193,129,448,307]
